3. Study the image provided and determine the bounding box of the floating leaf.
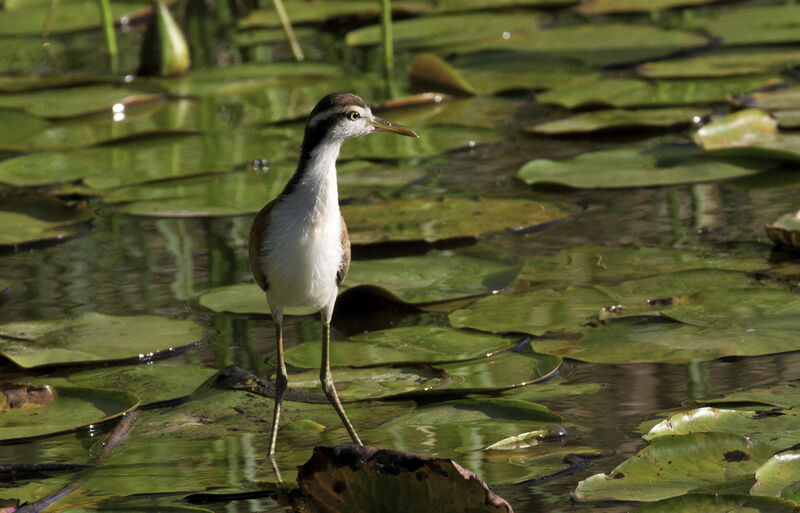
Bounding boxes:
[638,49,800,79]
[343,197,567,244]
[0,84,164,119]
[429,350,562,394]
[291,445,513,513]
[408,53,477,96]
[0,109,51,149]
[766,211,800,250]
[0,38,64,74]
[238,1,429,29]
[197,283,315,316]
[284,327,514,368]
[468,445,604,486]
[0,312,205,368]
[693,109,779,152]
[517,144,767,189]
[0,386,139,442]
[0,194,94,247]
[633,494,800,513]
[526,107,702,134]
[576,0,726,15]
[0,0,152,36]
[341,124,500,160]
[538,76,770,109]
[574,433,776,502]
[736,86,800,111]
[485,424,567,450]
[752,451,800,502]
[703,4,800,46]
[703,383,800,409]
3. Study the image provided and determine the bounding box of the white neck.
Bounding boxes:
[290,137,342,224]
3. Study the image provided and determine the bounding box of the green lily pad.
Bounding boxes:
[282,365,448,401]
[736,86,800,111]
[752,451,800,502]
[0,109,51,149]
[197,283,316,316]
[0,73,114,93]
[452,24,708,68]
[573,432,776,502]
[469,445,605,486]
[0,386,140,442]
[0,38,65,74]
[517,144,767,189]
[0,0,151,36]
[341,124,499,160]
[0,312,205,368]
[343,197,567,244]
[703,4,800,46]
[703,383,800,409]
[0,194,94,247]
[0,84,164,119]
[638,49,800,79]
[575,0,725,14]
[766,211,800,250]
[693,109,779,151]
[62,364,219,405]
[345,13,540,49]
[284,326,515,368]
[526,107,702,134]
[633,494,800,513]
[390,398,561,426]
[237,1,428,29]
[538,76,771,109]
[645,407,800,448]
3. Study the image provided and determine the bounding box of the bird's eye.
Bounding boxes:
[348,111,360,121]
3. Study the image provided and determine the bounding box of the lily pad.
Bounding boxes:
[693,109,779,153]
[752,451,800,502]
[197,283,316,317]
[575,0,725,14]
[341,124,499,160]
[538,76,771,109]
[703,5,800,46]
[237,1,428,29]
[469,445,605,486]
[0,312,205,368]
[633,494,800,513]
[736,86,800,111]
[573,432,776,502]
[0,0,152,36]
[0,84,164,119]
[526,107,702,134]
[766,211,800,250]
[283,326,515,368]
[343,197,567,244]
[517,144,767,189]
[0,386,140,442]
[0,38,65,74]
[703,383,800,409]
[638,49,800,79]
[0,194,94,247]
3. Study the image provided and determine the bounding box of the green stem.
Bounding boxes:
[42,0,60,38]
[97,0,119,73]
[272,0,303,61]
[380,0,394,80]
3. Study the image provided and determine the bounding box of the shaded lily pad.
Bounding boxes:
[766,211,800,251]
[0,0,151,36]
[703,5,800,46]
[538,76,771,109]
[469,445,605,486]
[633,494,800,512]
[291,445,513,513]
[283,326,515,368]
[343,197,567,244]
[0,38,65,74]
[0,84,164,119]
[752,451,800,502]
[0,194,94,247]
[517,144,767,189]
[0,109,51,149]
[736,86,800,111]
[638,49,800,79]
[281,365,447,401]
[703,383,800,409]
[526,107,702,134]
[0,386,140,442]
[0,312,205,368]
[574,433,776,502]
[237,1,428,29]
[575,0,725,14]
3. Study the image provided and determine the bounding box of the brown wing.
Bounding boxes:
[248,200,276,291]
[337,215,351,285]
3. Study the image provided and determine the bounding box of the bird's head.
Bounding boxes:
[304,93,418,146]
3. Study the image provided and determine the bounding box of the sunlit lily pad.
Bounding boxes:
[752,451,800,502]
[343,197,567,244]
[0,0,151,36]
[633,494,800,512]
[0,386,140,442]
[574,432,776,502]
[638,49,800,79]
[575,0,725,14]
[283,365,447,401]
[0,312,205,368]
[284,327,514,369]
[703,383,800,409]
[0,194,94,247]
[517,144,767,189]
[526,107,702,134]
[766,211,800,250]
[693,109,779,153]
[197,283,315,316]
[0,84,164,119]
[538,76,771,109]
[703,4,800,46]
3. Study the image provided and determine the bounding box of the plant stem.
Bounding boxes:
[380,0,394,80]
[273,0,303,61]
[97,0,119,73]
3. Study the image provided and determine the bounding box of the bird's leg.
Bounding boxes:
[268,308,287,457]
[320,317,363,445]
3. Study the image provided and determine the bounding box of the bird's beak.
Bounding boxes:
[369,116,419,138]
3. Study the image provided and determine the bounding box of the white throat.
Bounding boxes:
[293,137,342,222]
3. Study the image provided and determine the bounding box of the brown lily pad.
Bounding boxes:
[290,445,514,513]
[766,211,800,250]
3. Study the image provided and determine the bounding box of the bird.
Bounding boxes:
[249,93,418,456]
